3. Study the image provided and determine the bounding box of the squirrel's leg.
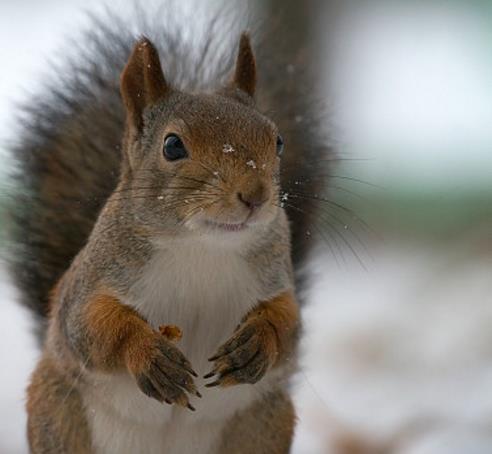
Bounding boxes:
[27,355,92,454]
[73,292,199,408]
[217,389,295,454]
[205,290,299,386]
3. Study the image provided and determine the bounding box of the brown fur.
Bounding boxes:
[218,390,296,454]
[27,356,91,454]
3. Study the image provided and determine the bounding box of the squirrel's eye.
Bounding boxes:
[163,134,188,161]
[276,135,284,156]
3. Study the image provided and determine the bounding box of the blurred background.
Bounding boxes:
[1,0,492,453]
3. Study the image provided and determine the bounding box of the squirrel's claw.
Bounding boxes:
[205,379,221,388]
[205,319,277,387]
[132,335,199,411]
[158,341,198,377]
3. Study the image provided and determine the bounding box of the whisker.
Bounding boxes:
[296,198,373,263]
[179,206,203,225]
[175,175,224,190]
[287,200,368,270]
[111,186,213,194]
[180,199,218,226]
[136,168,224,190]
[110,185,223,197]
[194,160,226,183]
[281,173,383,190]
[284,183,371,203]
[284,191,378,239]
[109,193,218,204]
[280,157,373,171]
[279,201,344,267]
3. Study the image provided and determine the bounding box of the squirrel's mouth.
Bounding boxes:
[202,219,248,232]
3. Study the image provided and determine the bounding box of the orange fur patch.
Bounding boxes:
[84,293,155,373]
[248,291,299,366]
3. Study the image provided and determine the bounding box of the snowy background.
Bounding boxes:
[1,1,492,453]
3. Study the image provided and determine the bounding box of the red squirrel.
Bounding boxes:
[8,7,329,454]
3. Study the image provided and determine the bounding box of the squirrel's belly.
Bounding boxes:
[83,374,224,454]
[84,242,275,453]
[84,380,224,454]
[83,371,279,454]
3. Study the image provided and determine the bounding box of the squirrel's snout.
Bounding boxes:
[237,183,268,211]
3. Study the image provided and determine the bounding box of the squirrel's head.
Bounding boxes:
[118,33,284,240]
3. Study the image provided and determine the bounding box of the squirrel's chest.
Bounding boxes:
[129,242,260,368]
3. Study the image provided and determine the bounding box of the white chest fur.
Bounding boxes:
[84,237,275,454]
[132,238,261,369]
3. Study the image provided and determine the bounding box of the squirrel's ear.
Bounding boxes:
[232,32,256,98]
[120,37,169,133]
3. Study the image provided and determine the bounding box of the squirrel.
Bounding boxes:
[7,6,329,454]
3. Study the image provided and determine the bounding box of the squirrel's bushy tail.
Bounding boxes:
[7,3,329,340]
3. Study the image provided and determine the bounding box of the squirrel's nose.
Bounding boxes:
[237,184,268,211]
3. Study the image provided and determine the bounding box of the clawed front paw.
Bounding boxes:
[204,318,278,387]
[130,335,201,411]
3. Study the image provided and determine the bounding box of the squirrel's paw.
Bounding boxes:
[128,334,200,410]
[204,318,278,387]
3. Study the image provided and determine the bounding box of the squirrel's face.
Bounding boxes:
[134,92,282,235]
[118,35,284,238]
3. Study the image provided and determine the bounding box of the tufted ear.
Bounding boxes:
[120,37,169,133]
[232,32,257,98]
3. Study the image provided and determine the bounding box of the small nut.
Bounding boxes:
[159,325,183,342]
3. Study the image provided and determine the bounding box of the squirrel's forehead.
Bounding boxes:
[183,119,274,151]
[169,94,276,137]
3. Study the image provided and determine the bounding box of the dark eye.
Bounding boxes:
[276,135,284,156]
[163,134,188,161]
